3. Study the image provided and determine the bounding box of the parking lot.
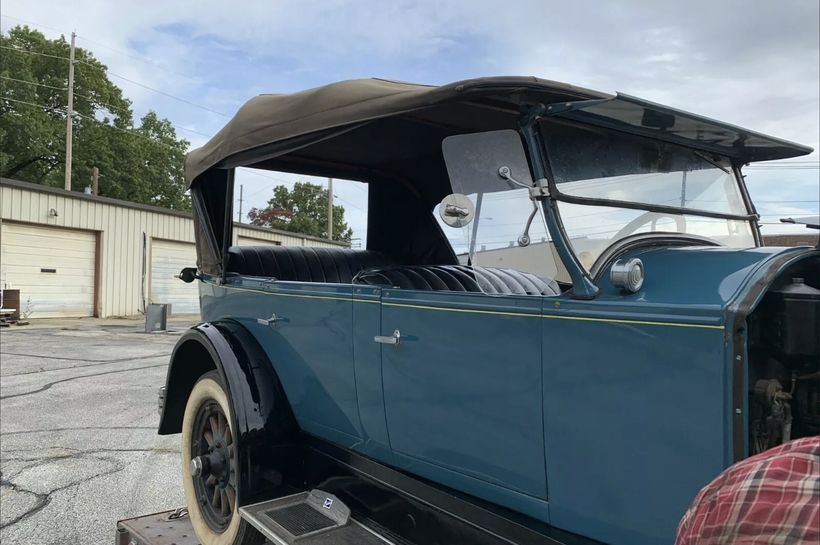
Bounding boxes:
[0,318,195,544]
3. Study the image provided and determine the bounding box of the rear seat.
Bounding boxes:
[226,246,395,283]
[353,264,560,296]
[226,247,560,296]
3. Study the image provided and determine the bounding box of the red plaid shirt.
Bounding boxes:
[676,436,820,545]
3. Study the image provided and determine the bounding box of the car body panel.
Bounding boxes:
[351,286,394,462]
[595,245,812,306]
[167,74,819,545]
[540,309,727,545]
[193,244,817,545]
[538,244,816,545]
[380,289,549,521]
[201,279,364,448]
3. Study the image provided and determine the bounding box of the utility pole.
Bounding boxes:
[237,184,244,223]
[327,177,333,240]
[64,31,77,191]
[91,166,99,196]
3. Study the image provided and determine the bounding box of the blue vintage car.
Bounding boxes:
[158,77,819,545]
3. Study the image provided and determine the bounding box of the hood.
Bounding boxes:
[594,245,818,317]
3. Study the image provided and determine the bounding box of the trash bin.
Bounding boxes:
[145,303,171,332]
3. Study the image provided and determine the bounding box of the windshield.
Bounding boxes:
[542,119,750,214]
[439,130,566,282]
[438,127,756,287]
[541,119,756,266]
[435,187,563,280]
[558,204,755,270]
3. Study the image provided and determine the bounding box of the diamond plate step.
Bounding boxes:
[240,489,393,544]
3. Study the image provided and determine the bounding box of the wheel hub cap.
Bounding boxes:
[191,400,236,532]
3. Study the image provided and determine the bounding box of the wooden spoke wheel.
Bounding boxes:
[181,371,263,545]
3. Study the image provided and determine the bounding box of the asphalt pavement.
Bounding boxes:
[0,317,196,544]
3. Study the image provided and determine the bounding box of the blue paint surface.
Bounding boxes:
[198,245,816,545]
[541,316,727,545]
[202,278,365,447]
[380,290,549,520]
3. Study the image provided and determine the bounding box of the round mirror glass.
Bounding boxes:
[438,193,475,228]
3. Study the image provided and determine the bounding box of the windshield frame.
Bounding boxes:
[526,112,763,297]
[540,120,760,224]
[439,111,765,298]
[534,119,764,267]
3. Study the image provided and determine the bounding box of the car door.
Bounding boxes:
[203,278,364,449]
[378,287,549,521]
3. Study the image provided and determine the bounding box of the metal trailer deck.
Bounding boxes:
[116,490,399,545]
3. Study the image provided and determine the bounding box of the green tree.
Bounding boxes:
[247,182,353,242]
[0,25,191,210]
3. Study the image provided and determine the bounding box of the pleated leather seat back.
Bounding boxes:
[226,246,395,283]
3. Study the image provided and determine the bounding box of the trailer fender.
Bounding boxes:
[158,321,298,504]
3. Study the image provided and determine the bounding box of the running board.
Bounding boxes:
[240,489,393,545]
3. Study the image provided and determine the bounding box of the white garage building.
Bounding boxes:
[0,178,346,318]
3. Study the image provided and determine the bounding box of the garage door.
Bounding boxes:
[237,236,280,246]
[149,239,199,315]
[0,222,96,318]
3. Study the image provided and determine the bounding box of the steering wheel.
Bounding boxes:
[612,211,686,240]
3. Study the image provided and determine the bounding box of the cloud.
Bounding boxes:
[2,0,817,239]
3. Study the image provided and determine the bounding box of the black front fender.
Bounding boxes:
[158,321,299,504]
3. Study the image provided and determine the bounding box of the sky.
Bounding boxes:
[2,0,818,244]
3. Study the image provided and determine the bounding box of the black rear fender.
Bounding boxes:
[158,321,298,504]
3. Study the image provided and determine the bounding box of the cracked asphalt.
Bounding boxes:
[0,318,196,544]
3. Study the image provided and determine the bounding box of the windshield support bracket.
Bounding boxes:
[498,166,550,199]
[519,104,600,299]
[530,178,550,199]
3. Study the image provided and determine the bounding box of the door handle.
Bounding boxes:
[374,329,401,346]
[256,314,278,327]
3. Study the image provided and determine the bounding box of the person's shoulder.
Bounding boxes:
[675,437,820,545]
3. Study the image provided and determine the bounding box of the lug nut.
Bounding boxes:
[190,456,209,477]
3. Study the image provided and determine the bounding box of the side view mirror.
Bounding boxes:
[177,267,200,283]
[438,193,475,228]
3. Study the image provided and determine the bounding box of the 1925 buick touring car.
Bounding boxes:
[154,77,819,545]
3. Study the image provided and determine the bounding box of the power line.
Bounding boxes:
[333,194,366,212]
[746,165,820,170]
[0,44,70,61]
[1,74,67,92]
[1,95,65,114]
[74,34,199,81]
[1,95,187,150]
[754,200,820,203]
[235,170,368,212]
[2,78,211,142]
[751,160,820,164]
[0,75,126,114]
[0,13,67,35]
[130,118,212,139]
[2,44,229,118]
[101,68,228,117]
[240,169,299,191]
[2,14,199,81]
[171,125,212,138]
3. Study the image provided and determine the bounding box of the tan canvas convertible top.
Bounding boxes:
[185,76,813,278]
[184,76,609,185]
[185,76,813,187]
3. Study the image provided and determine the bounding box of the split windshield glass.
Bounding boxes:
[438,125,757,285]
[540,119,749,215]
[438,130,563,283]
[540,119,756,267]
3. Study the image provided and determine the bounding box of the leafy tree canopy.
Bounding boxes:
[0,25,191,210]
[248,182,353,242]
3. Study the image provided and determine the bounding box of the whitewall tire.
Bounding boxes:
[181,371,263,545]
